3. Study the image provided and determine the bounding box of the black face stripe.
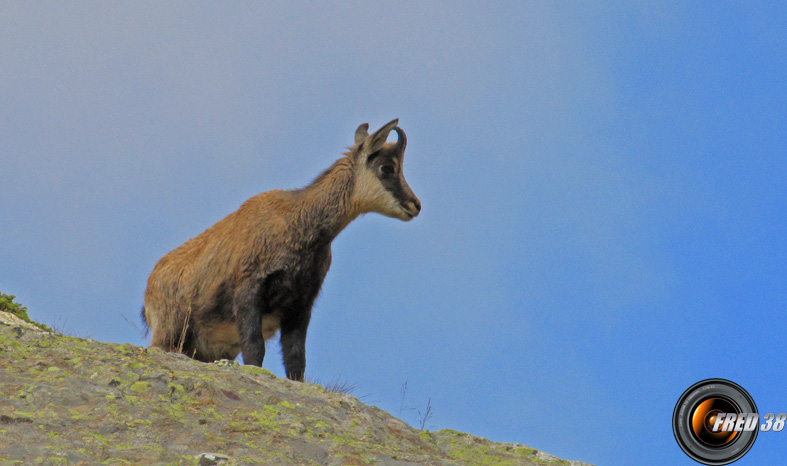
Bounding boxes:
[378,162,409,202]
[381,175,409,203]
[366,147,412,204]
[366,150,382,164]
[365,144,397,168]
[367,147,394,168]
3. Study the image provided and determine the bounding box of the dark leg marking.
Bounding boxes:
[234,280,266,367]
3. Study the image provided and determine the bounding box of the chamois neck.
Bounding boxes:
[293,156,358,241]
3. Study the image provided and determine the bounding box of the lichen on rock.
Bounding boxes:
[0,310,593,465]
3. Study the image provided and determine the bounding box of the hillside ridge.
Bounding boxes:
[0,311,594,466]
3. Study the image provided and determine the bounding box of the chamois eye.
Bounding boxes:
[381,164,395,174]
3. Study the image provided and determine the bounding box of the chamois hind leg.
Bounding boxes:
[280,311,310,381]
[234,280,266,367]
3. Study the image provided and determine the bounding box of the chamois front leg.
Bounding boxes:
[280,311,311,381]
[234,281,266,366]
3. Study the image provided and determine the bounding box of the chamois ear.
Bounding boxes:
[354,123,369,146]
[367,119,399,153]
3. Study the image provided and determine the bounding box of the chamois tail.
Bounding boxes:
[140,305,150,336]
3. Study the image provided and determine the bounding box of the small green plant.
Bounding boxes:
[0,293,29,319]
[0,292,52,332]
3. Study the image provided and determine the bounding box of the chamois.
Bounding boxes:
[142,119,420,381]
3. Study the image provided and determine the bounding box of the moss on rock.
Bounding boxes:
[0,306,592,466]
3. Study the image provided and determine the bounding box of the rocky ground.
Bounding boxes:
[0,311,594,465]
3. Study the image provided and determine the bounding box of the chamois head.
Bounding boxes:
[350,119,421,221]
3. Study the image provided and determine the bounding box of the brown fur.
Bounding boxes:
[142,120,420,380]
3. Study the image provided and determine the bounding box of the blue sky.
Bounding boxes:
[2,3,786,465]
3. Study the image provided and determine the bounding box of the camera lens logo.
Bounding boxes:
[673,379,758,465]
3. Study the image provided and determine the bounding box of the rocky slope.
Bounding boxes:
[0,311,593,465]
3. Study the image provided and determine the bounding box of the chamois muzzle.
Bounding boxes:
[399,180,421,220]
[402,198,421,219]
